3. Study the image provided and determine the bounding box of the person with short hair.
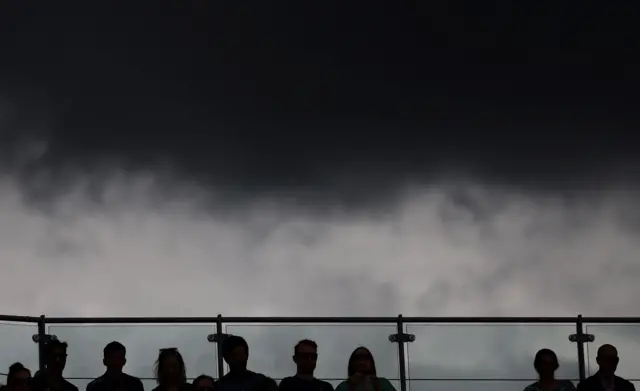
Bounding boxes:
[213,335,266,391]
[279,340,334,391]
[2,363,31,391]
[86,341,144,391]
[192,376,214,391]
[523,349,575,391]
[31,340,78,391]
[577,344,635,391]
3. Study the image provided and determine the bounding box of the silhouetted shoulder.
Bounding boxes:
[278,377,294,391]
[616,376,636,391]
[525,380,576,391]
[316,379,334,391]
[377,378,396,391]
[64,379,80,391]
[127,374,145,391]
[86,378,100,391]
[334,381,348,391]
[578,376,609,391]
[258,377,278,391]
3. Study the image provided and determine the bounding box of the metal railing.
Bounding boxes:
[2,314,637,391]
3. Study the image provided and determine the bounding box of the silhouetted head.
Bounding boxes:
[222,335,249,372]
[103,341,127,374]
[154,348,187,385]
[44,340,68,375]
[293,339,318,376]
[192,375,215,391]
[348,347,376,376]
[596,344,619,377]
[533,349,559,378]
[7,363,31,391]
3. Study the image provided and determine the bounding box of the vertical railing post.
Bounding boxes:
[389,315,414,391]
[216,314,225,378]
[37,315,46,372]
[396,315,408,391]
[576,315,587,382]
[569,314,593,383]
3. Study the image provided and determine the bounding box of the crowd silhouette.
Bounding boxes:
[0,338,635,391]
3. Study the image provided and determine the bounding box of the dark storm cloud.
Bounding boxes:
[1,0,638,200]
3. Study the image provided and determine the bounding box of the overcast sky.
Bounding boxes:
[0,1,639,391]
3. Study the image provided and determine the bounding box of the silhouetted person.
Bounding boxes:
[577,344,635,391]
[524,349,575,391]
[86,342,144,391]
[151,348,192,391]
[192,376,214,391]
[32,340,78,391]
[279,340,334,391]
[213,335,266,391]
[1,363,31,391]
[335,347,396,391]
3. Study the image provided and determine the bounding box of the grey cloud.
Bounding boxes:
[3,136,640,391]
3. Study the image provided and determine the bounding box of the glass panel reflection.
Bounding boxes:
[406,324,578,380]
[0,321,39,374]
[48,324,217,380]
[224,324,399,380]
[584,325,640,380]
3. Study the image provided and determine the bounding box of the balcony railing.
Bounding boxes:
[1,314,639,391]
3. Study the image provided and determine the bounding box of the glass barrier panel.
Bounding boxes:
[224,323,399,380]
[0,321,39,374]
[584,324,640,380]
[408,380,562,391]
[405,323,579,380]
[47,324,217,381]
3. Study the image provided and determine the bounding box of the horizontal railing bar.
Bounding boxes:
[9,314,640,324]
[0,315,42,323]
[580,317,640,323]
[44,317,221,324]
[43,316,579,324]
[401,317,577,323]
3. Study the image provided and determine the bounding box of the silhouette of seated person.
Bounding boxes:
[32,340,79,391]
[524,349,576,391]
[213,335,266,391]
[577,344,635,391]
[1,363,32,391]
[192,376,214,391]
[86,342,144,391]
[279,340,334,391]
[335,347,396,391]
[151,348,192,391]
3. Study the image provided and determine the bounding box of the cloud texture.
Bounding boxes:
[2,103,640,391]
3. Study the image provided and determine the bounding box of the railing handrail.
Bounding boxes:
[0,314,607,324]
[42,316,580,324]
